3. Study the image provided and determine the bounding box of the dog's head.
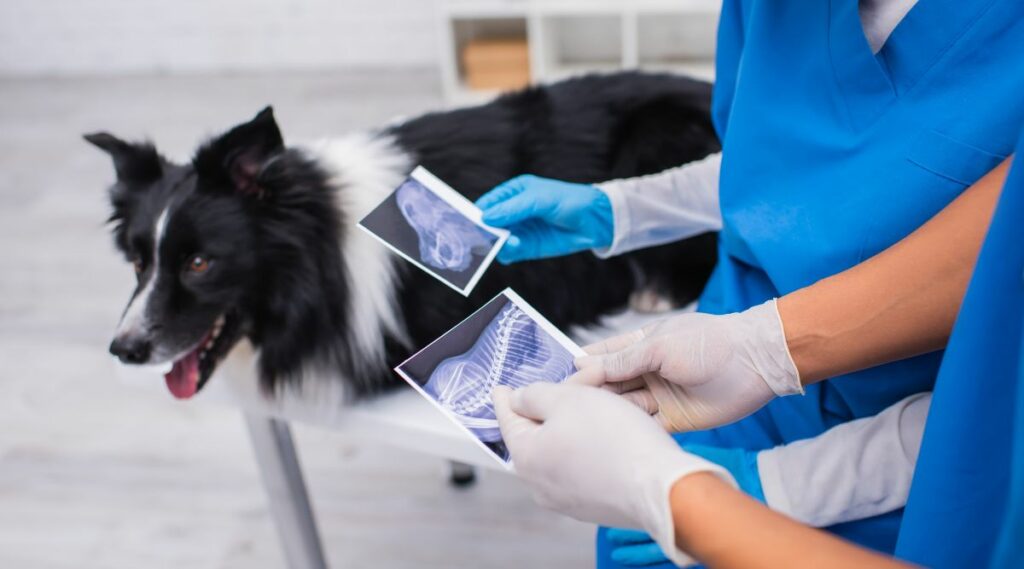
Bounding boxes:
[88,107,350,399]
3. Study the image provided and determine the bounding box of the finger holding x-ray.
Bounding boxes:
[397,289,584,465]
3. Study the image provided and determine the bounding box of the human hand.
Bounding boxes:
[569,300,802,432]
[493,382,736,567]
[476,175,613,263]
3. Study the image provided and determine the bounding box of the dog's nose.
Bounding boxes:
[109,335,151,364]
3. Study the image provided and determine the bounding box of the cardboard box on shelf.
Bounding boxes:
[461,38,530,91]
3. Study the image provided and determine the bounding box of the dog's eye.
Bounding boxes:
[187,255,210,274]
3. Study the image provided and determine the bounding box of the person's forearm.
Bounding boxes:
[779,157,1012,383]
[595,152,722,257]
[671,473,914,569]
[758,392,931,527]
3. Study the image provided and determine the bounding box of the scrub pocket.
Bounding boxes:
[906,129,1008,187]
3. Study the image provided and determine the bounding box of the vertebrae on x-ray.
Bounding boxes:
[396,179,494,273]
[424,302,576,442]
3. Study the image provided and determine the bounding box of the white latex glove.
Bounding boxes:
[570,299,803,432]
[493,383,737,567]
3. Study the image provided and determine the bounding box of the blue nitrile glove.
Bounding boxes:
[607,445,765,567]
[476,174,614,264]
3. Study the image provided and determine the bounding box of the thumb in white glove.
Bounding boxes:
[493,383,737,567]
[569,299,803,432]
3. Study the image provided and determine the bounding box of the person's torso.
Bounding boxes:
[699,0,1024,435]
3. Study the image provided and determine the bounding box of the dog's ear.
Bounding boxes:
[83,132,163,183]
[193,106,283,197]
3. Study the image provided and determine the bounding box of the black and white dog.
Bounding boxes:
[87,72,720,401]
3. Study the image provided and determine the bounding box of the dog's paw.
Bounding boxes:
[628,289,674,314]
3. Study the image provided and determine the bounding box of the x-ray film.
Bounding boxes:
[358,166,510,296]
[396,288,585,468]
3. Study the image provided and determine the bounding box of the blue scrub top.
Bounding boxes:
[598,2,1024,565]
[693,0,1023,554]
[598,137,1024,569]
[894,130,1024,567]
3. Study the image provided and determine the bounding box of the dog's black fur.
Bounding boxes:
[88,71,720,399]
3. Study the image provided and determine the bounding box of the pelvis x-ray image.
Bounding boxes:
[397,290,582,464]
[357,167,505,295]
[396,179,497,273]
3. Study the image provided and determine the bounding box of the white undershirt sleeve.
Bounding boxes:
[757,392,932,528]
[592,152,723,258]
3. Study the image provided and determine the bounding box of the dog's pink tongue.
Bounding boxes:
[165,350,200,399]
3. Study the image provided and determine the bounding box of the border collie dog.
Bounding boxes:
[87,72,720,401]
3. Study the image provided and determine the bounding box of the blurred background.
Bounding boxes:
[0,1,717,567]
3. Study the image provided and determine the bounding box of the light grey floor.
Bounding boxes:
[0,70,594,569]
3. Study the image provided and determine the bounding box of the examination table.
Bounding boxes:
[114,307,678,569]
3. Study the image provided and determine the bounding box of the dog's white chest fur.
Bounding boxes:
[301,132,415,375]
[205,131,414,404]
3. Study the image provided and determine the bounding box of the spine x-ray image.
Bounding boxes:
[421,301,577,444]
[396,179,496,273]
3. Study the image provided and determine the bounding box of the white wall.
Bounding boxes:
[0,0,441,75]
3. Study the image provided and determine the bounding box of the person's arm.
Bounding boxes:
[670,473,915,569]
[605,391,931,568]
[495,381,921,568]
[475,152,722,263]
[781,157,1012,382]
[595,152,722,257]
[571,158,1011,432]
[757,391,931,526]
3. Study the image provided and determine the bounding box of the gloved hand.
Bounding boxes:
[476,174,614,263]
[607,445,764,567]
[493,383,737,568]
[570,299,803,433]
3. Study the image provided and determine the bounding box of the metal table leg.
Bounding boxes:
[245,413,328,569]
[448,460,477,487]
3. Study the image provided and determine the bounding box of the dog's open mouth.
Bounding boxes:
[165,312,243,399]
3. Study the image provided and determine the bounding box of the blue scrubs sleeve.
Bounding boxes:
[895,133,1024,567]
[993,333,1024,567]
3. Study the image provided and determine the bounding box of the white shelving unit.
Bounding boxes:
[439,0,720,105]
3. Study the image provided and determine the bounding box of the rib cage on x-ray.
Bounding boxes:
[423,302,577,442]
